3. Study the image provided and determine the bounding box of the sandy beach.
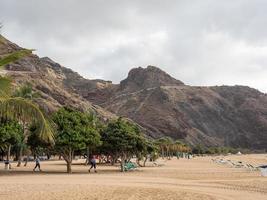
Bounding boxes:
[0,154,267,200]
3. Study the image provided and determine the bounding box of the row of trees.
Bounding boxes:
[155,137,191,159]
[0,105,160,173]
[0,94,192,173]
[49,108,162,173]
[0,33,162,173]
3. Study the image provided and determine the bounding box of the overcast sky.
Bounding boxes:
[1,0,267,92]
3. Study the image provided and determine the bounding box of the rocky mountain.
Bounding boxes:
[0,35,116,120]
[1,35,267,149]
[73,66,267,149]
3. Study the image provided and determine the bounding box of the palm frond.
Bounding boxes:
[0,76,12,97]
[0,97,54,143]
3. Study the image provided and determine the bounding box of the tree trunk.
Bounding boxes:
[67,161,72,173]
[65,148,73,174]
[120,154,126,172]
[143,156,148,167]
[86,146,90,165]
[7,144,11,161]
[111,156,115,165]
[24,155,28,166]
[136,157,142,167]
[111,154,118,165]
[6,144,11,169]
[18,123,27,167]
[17,147,23,167]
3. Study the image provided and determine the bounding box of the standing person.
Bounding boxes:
[33,156,41,172]
[88,155,97,173]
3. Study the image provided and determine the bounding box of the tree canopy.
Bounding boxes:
[101,118,147,171]
[52,107,101,173]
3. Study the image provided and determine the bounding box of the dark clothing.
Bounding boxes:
[90,162,96,169]
[34,163,41,171]
[33,158,41,171]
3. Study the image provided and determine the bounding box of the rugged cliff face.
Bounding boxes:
[1,35,267,149]
[76,66,267,149]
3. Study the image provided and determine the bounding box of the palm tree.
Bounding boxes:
[0,42,54,144]
[156,137,173,159]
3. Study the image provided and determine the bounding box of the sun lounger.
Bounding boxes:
[124,162,138,171]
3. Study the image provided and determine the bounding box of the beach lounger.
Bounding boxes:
[124,162,138,171]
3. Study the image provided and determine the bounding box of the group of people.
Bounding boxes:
[33,156,97,173]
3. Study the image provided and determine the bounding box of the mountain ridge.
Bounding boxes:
[1,35,267,149]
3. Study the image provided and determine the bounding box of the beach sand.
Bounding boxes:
[0,154,267,200]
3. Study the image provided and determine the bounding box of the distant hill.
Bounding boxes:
[1,35,267,149]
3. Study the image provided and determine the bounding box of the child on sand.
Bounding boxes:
[88,156,97,173]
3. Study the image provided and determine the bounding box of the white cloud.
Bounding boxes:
[0,0,266,92]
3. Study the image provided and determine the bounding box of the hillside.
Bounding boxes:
[73,66,267,149]
[1,35,267,149]
[0,35,116,120]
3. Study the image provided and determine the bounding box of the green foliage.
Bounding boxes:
[192,144,206,154]
[27,123,51,156]
[0,119,23,149]
[101,117,148,171]
[0,40,53,151]
[52,107,101,173]
[0,97,54,143]
[53,107,101,151]
[13,82,40,99]
[136,139,159,166]
[0,49,32,69]
[0,76,12,97]
[101,118,145,156]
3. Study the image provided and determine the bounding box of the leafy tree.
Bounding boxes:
[192,144,206,155]
[82,113,102,165]
[101,118,146,172]
[27,124,52,158]
[52,107,101,173]
[0,119,23,168]
[136,140,158,167]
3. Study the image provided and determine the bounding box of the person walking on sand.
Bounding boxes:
[33,156,41,172]
[88,155,97,173]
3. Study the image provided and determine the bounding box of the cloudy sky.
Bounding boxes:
[1,0,267,92]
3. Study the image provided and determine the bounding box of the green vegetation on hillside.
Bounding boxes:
[0,49,32,68]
